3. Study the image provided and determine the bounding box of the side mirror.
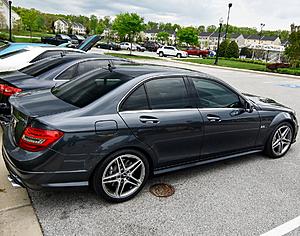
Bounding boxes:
[245,101,254,113]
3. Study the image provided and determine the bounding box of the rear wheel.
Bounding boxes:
[177,53,182,58]
[265,122,293,158]
[159,52,164,57]
[93,149,149,202]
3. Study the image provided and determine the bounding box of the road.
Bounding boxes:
[28,59,300,235]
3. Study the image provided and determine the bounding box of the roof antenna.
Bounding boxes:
[108,63,115,72]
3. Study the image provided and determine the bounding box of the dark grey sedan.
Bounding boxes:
[3,64,298,202]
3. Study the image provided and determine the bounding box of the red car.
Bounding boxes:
[185,47,209,57]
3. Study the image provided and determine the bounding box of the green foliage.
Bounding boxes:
[285,27,300,68]
[240,47,253,58]
[225,41,239,58]
[177,27,198,45]
[218,40,230,57]
[207,25,217,32]
[89,15,98,34]
[156,31,169,44]
[198,25,205,33]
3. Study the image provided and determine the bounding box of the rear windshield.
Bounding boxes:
[0,42,9,52]
[0,49,28,59]
[52,69,131,108]
[20,58,69,76]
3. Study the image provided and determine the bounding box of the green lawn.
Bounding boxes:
[105,52,160,60]
[177,58,267,71]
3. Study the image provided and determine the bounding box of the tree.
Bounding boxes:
[112,13,145,54]
[0,13,6,30]
[240,47,252,58]
[285,24,300,68]
[96,21,105,35]
[90,15,98,34]
[156,31,169,44]
[198,25,205,33]
[225,41,239,58]
[207,25,217,32]
[177,27,198,46]
[20,8,39,40]
[218,39,230,57]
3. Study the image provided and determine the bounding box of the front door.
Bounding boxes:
[119,77,204,166]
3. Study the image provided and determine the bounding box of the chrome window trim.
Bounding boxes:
[119,108,199,114]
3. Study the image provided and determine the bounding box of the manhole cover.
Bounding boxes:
[149,183,175,197]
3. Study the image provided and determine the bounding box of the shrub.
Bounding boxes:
[225,41,239,58]
[267,63,290,71]
[240,47,252,58]
[218,40,229,57]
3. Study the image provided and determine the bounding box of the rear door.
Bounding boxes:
[119,76,204,167]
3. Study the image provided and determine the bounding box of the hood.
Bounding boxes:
[9,89,78,117]
[77,35,101,52]
[243,93,294,113]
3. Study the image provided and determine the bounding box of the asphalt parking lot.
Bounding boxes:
[26,60,300,235]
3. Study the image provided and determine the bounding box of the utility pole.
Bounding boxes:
[224,3,232,40]
[8,1,12,41]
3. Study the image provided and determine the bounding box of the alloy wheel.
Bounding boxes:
[272,125,292,156]
[101,154,146,199]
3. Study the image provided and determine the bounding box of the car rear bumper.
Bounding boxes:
[2,147,90,190]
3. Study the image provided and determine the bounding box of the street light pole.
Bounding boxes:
[258,23,265,45]
[214,18,224,65]
[174,28,178,47]
[224,3,232,40]
[8,1,12,42]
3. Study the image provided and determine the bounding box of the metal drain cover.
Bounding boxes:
[149,183,175,197]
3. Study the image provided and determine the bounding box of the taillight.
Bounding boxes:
[19,126,64,152]
[0,84,22,96]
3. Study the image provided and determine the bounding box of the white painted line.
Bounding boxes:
[261,215,300,236]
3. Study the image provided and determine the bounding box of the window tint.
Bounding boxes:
[77,60,108,75]
[52,70,130,108]
[121,85,149,111]
[145,78,190,109]
[192,78,242,108]
[56,65,77,80]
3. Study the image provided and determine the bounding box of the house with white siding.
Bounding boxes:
[54,19,86,35]
[0,0,20,29]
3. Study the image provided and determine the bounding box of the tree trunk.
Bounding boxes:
[130,35,132,55]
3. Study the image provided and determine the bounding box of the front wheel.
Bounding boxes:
[265,122,293,158]
[159,52,164,57]
[92,149,149,202]
[177,53,182,58]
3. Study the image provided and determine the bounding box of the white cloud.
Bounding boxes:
[13,0,300,30]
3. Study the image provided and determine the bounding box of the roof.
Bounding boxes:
[144,29,175,34]
[199,32,213,37]
[229,33,242,39]
[210,32,226,38]
[246,35,261,40]
[261,35,279,41]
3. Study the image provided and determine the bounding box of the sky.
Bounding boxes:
[12,0,300,30]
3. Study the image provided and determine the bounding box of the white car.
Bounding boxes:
[0,47,85,72]
[120,42,137,51]
[157,46,188,58]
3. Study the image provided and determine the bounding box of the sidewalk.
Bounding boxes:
[0,131,42,236]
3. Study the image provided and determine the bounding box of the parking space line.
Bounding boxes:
[261,215,300,236]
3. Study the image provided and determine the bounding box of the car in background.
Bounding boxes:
[41,34,78,46]
[120,42,137,51]
[68,34,85,44]
[185,47,209,57]
[134,43,146,52]
[142,41,160,52]
[3,64,298,203]
[96,42,121,50]
[0,35,101,72]
[0,54,131,122]
[157,46,188,58]
[0,40,53,56]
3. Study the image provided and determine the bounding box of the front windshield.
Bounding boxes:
[60,35,72,40]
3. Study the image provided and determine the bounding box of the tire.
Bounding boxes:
[127,48,130,51]
[92,149,149,203]
[159,52,164,57]
[264,122,293,158]
[110,47,113,50]
[177,53,182,58]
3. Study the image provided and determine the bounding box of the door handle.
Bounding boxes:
[207,115,221,122]
[139,116,159,124]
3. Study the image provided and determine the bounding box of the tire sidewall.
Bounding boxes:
[92,149,150,203]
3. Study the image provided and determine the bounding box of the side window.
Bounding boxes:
[77,60,107,75]
[145,77,190,109]
[56,65,77,80]
[121,85,149,111]
[191,78,242,108]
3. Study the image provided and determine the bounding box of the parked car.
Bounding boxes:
[120,42,137,51]
[185,47,209,57]
[142,41,160,52]
[0,40,53,56]
[3,64,298,203]
[134,43,146,52]
[96,42,120,50]
[68,34,85,44]
[0,35,101,72]
[41,34,78,46]
[157,46,188,58]
[0,54,131,122]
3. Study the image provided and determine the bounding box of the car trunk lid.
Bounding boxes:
[77,35,101,52]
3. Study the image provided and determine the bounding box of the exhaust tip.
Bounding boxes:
[7,175,22,188]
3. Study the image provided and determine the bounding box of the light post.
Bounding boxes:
[224,3,232,40]
[258,23,265,44]
[174,28,178,47]
[214,18,224,65]
[8,1,12,41]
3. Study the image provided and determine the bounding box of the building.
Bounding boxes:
[199,32,245,50]
[0,0,20,29]
[54,19,86,35]
[142,29,177,44]
[244,35,281,47]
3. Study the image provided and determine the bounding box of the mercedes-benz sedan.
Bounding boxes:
[3,64,298,202]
